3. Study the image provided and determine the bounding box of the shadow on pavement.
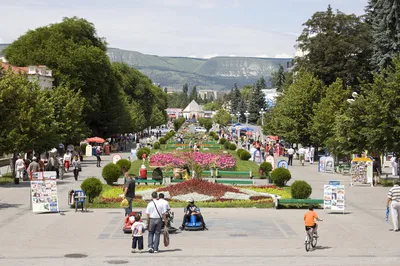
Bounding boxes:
[158,248,183,253]
[315,246,332,250]
[326,212,353,215]
[0,202,23,209]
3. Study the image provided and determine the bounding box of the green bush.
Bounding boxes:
[102,163,121,185]
[291,180,312,199]
[116,159,131,171]
[229,143,237,150]
[209,131,216,138]
[153,142,160,149]
[80,143,87,152]
[136,147,151,160]
[271,168,291,187]
[174,117,185,131]
[81,177,103,203]
[239,150,251,160]
[259,162,273,175]
[224,141,230,149]
[219,138,227,144]
[214,135,219,141]
[237,148,245,157]
[159,137,166,144]
[169,130,175,136]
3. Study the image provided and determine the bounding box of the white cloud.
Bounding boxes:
[188,55,198,58]
[254,54,270,58]
[203,54,219,59]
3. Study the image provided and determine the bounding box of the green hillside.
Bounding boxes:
[1,44,293,90]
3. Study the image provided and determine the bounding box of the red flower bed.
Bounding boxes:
[243,185,283,190]
[249,195,272,201]
[158,179,242,198]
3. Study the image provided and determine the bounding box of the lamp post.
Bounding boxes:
[236,112,240,123]
[244,111,250,125]
[259,108,265,126]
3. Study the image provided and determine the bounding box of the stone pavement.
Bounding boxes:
[0,155,400,265]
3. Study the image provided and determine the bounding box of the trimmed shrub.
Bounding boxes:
[159,137,166,144]
[237,148,245,157]
[271,168,291,187]
[291,180,312,199]
[169,130,175,136]
[81,177,103,203]
[153,142,160,149]
[260,162,273,175]
[239,150,251,161]
[102,163,121,185]
[229,143,237,150]
[136,147,151,160]
[116,159,131,171]
[219,138,227,145]
[214,135,219,141]
[224,141,230,149]
[209,131,216,138]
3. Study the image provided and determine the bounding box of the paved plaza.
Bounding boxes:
[0,155,399,265]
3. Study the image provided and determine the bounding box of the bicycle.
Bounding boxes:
[305,219,322,252]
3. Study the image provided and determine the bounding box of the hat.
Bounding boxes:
[32,157,37,161]
[187,198,194,203]
[141,164,146,168]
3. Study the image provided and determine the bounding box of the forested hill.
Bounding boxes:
[1,44,293,90]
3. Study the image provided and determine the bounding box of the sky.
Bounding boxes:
[0,0,367,58]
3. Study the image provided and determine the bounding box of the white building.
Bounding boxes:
[182,100,204,120]
[198,90,218,100]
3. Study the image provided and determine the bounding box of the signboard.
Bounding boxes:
[324,184,345,212]
[30,171,59,213]
[113,154,122,164]
[325,156,335,173]
[130,149,137,162]
[329,180,340,186]
[85,144,93,157]
[265,155,275,170]
[253,150,263,164]
[350,157,373,186]
[318,157,326,172]
[277,160,288,169]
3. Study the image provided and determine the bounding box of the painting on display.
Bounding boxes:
[324,182,345,212]
[30,171,59,213]
[265,155,275,170]
[277,160,288,169]
[253,150,263,164]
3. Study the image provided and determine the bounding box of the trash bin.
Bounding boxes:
[68,190,75,206]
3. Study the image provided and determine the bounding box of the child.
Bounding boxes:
[131,214,146,253]
[304,205,322,239]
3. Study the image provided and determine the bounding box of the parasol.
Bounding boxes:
[86,137,105,143]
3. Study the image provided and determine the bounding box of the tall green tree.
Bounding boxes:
[182,83,189,106]
[213,109,232,126]
[264,72,324,145]
[248,77,266,123]
[190,86,198,102]
[229,83,241,114]
[296,5,373,86]
[368,0,400,69]
[270,65,286,92]
[240,85,252,103]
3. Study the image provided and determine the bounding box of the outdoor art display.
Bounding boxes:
[30,171,59,213]
[318,156,334,173]
[324,181,345,212]
[253,150,263,164]
[277,160,288,169]
[85,144,93,157]
[350,157,373,186]
[265,155,275,170]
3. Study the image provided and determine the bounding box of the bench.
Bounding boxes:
[275,199,323,209]
[214,179,253,185]
[216,170,253,179]
[135,178,163,185]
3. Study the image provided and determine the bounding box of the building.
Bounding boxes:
[198,90,218,100]
[166,108,182,120]
[0,59,54,89]
[182,100,204,120]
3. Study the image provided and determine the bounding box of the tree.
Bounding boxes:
[198,118,213,132]
[0,72,60,155]
[368,0,400,69]
[296,5,373,86]
[190,86,198,102]
[203,101,222,111]
[264,72,324,145]
[229,83,241,114]
[248,77,266,124]
[213,109,232,127]
[270,65,286,92]
[240,85,252,103]
[311,79,350,150]
[181,83,189,107]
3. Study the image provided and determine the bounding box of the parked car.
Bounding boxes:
[195,127,207,133]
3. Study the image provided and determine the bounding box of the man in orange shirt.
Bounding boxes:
[304,205,322,238]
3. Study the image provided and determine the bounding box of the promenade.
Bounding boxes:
[0,155,399,266]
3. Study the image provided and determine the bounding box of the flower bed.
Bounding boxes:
[149,152,236,170]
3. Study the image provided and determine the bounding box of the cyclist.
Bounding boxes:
[304,205,322,239]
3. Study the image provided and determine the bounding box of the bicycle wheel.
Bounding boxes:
[311,234,318,248]
[305,234,311,252]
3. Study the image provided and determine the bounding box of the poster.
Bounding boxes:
[318,156,326,172]
[130,149,137,162]
[277,160,288,169]
[324,183,345,211]
[325,156,335,173]
[113,154,122,164]
[31,171,59,213]
[85,144,93,157]
[350,157,373,185]
[253,150,262,164]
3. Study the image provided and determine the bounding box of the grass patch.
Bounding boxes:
[240,186,292,199]
[379,179,396,187]
[0,173,13,185]
[101,184,164,198]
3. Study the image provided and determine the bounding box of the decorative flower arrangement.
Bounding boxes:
[149,152,236,170]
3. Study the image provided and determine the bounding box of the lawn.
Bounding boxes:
[0,173,13,185]
[128,146,261,178]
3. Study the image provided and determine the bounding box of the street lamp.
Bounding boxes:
[259,108,266,126]
[244,111,250,125]
[236,112,240,123]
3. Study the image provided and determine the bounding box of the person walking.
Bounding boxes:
[28,157,41,176]
[146,192,166,253]
[309,146,315,164]
[96,147,102,167]
[386,181,400,231]
[123,167,135,216]
[71,156,81,181]
[15,156,25,180]
[298,147,306,166]
[287,147,294,166]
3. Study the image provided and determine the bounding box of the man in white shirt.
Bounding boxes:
[298,147,306,166]
[146,192,166,253]
[158,193,170,212]
[15,156,25,179]
[287,147,294,166]
[309,146,315,164]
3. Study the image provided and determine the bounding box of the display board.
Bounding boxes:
[318,156,334,173]
[318,157,326,172]
[253,150,263,164]
[30,171,59,213]
[85,144,93,157]
[277,160,288,169]
[350,157,373,186]
[113,154,122,164]
[324,181,345,212]
[265,155,275,170]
